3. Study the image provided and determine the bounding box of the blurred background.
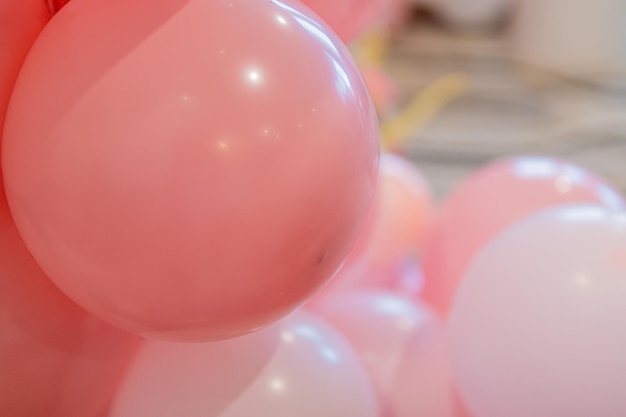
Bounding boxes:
[358,0,626,198]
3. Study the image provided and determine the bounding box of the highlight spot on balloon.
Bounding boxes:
[269,377,286,392]
[275,15,288,26]
[574,273,591,289]
[245,68,263,85]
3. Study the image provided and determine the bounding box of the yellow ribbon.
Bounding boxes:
[353,27,470,152]
[380,73,470,151]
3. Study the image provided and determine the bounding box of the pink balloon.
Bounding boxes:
[422,157,625,316]
[449,205,626,417]
[300,0,392,42]
[0,182,139,417]
[0,0,49,144]
[391,307,456,417]
[309,155,431,304]
[3,0,379,341]
[110,311,379,417]
[311,291,455,417]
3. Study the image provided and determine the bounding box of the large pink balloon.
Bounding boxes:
[300,0,391,42]
[3,0,379,341]
[0,182,139,417]
[311,291,455,417]
[422,157,625,316]
[0,0,49,142]
[110,311,379,417]
[449,205,626,417]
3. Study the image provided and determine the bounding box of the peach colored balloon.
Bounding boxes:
[0,183,140,417]
[110,311,379,417]
[422,157,625,316]
[0,0,49,144]
[311,291,455,417]
[365,153,433,271]
[300,0,391,42]
[3,0,379,342]
[449,205,626,417]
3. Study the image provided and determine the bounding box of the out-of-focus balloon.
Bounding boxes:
[422,157,625,316]
[387,258,425,297]
[512,0,626,76]
[449,205,626,417]
[453,391,475,417]
[3,0,378,342]
[309,154,431,303]
[110,311,379,417]
[312,291,455,417]
[0,0,49,142]
[300,0,392,42]
[365,153,433,271]
[0,183,139,417]
[391,304,455,417]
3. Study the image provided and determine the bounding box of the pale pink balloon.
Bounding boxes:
[3,0,379,341]
[311,291,455,417]
[422,156,625,316]
[391,306,456,417]
[449,205,626,417]
[0,0,49,146]
[110,311,379,417]
[300,0,392,42]
[0,182,140,417]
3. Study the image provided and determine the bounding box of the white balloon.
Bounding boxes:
[449,205,626,417]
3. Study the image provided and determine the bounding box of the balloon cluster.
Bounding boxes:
[3,1,626,417]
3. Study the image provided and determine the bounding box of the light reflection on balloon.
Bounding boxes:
[312,291,455,417]
[110,312,379,417]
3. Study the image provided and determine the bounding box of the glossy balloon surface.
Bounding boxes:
[365,153,433,271]
[3,0,379,341]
